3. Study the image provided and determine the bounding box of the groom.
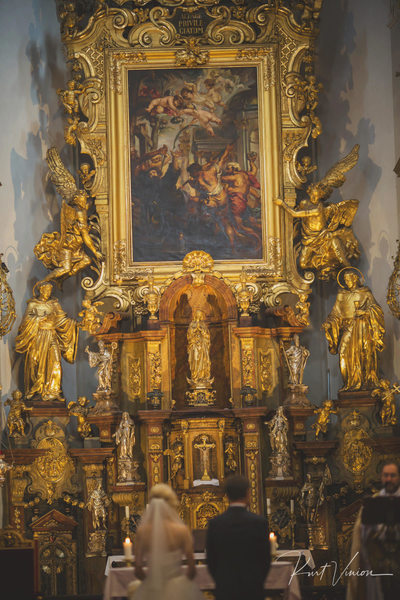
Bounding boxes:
[206,474,271,600]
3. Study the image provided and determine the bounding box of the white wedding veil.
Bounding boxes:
[137,490,185,595]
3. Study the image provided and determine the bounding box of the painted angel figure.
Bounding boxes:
[274,144,361,280]
[34,147,103,285]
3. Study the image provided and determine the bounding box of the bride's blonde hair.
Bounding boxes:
[149,483,179,509]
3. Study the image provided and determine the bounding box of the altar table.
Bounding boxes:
[103,560,301,600]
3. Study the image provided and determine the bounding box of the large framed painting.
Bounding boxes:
[108,47,281,279]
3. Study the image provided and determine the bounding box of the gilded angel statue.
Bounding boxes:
[275,144,360,280]
[34,148,103,285]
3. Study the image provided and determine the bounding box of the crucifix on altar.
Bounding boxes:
[194,435,216,481]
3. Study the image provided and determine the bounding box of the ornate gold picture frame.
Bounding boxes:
[108,47,280,279]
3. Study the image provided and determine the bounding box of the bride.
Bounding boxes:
[128,483,204,600]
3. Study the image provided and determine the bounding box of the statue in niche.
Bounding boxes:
[85,340,117,394]
[268,406,289,455]
[267,407,292,478]
[322,268,385,391]
[274,144,360,280]
[114,412,136,483]
[187,309,212,386]
[15,283,78,402]
[114,412,135,461]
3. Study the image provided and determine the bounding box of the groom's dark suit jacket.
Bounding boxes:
[206,505,271,600]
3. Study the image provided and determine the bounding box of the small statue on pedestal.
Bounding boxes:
[113,412,136,483]
[312,400,337,438]
[5,389,32,437]
[86,340,117,393]
[86,340,119,414]
[281,334,310,406]
[267,407,292,478]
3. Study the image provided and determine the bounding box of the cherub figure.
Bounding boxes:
[34,148,103,285]
[79,163,96,189]
[68,396,92,438]
[5,389,32,437]
[146,94,184,116]
[79,298,104,335]
[372,379,399,426]
[312,400,337,438]
[57,80,83,115]
[295,293,310,327]
[296,156,317,178]
[274,144,361,280]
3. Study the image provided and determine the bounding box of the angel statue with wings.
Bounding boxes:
[34,147,103,285]
[275,144,360,280]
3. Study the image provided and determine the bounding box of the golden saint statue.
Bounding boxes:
[34,147,103,285]
[15,283,78,401]
[187,310,212,386]
[275,145,360,280]
[322,269,385,391]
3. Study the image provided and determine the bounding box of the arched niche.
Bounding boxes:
[159,274,237,409]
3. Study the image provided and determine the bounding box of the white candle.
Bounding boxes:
[290,499,294,514]
[266,498,271,516]
[125,505,130,520]
[123,537,133,560]
[269,532,277,555]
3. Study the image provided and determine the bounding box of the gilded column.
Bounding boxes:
[233,408,266,514]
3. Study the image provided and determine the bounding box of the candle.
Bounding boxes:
[290,499,294,514]
[125,505,130,520]
[266,498,271,516]
[269,532,277,555]
[123,537,133,560]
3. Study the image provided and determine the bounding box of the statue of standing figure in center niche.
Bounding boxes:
[322,268,385,391]
[187,309,212,386]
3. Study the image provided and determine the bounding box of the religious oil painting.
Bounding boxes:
[128,66,263,263]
